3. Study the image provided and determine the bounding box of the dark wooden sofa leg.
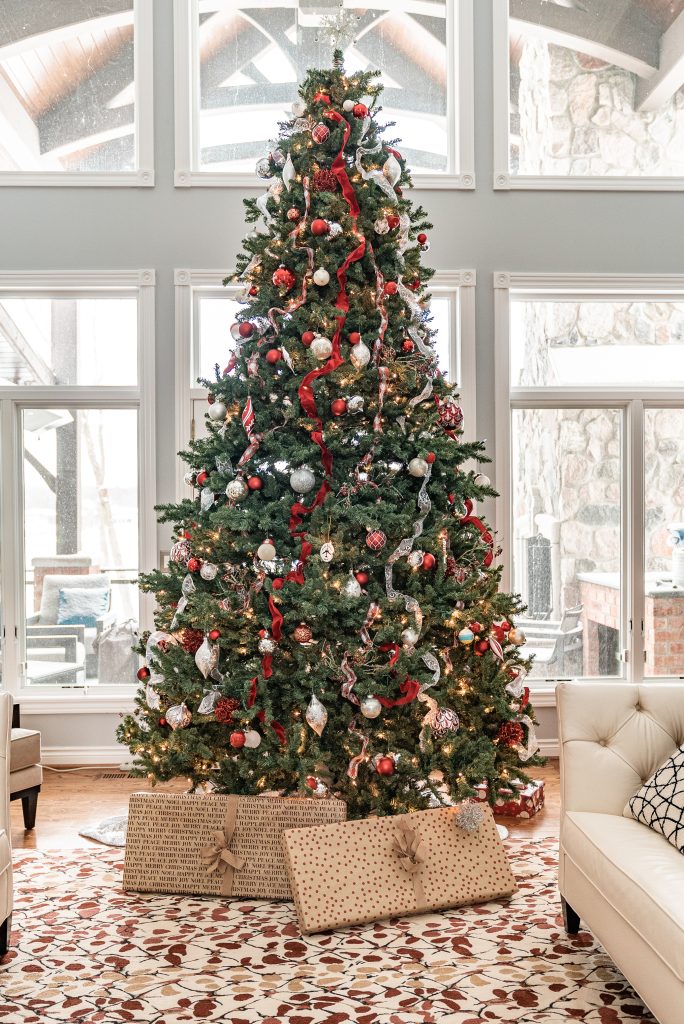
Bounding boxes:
[0,914,11,959]
[562,897,580,935]
[21,788,39,830]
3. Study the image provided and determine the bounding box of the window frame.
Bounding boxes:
[492,0,684,192]
[174,267,476,499]
[495,271,684,699]
[0,1,155,188]
[0,270,156,713]
[173,0,475,190]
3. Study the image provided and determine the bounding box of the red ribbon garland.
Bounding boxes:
[247,677,257,708]
[323,110,360,216]
[268,595,283,641]
[285,539,313,585]
[377,678,421,708]
[379,642,400,667]
[256,709,286,745]
[460,499,494,567]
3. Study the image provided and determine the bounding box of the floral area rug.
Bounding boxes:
[1,838,653,1023]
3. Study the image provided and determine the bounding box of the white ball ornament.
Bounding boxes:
[350,341,371,369]
[347,395,364,414]
[401,627,419,648]
[290,466,316,494]
[328,222,343,238]
[208,401,227,422]
[408,457,429,477]
[291,99,306,117]
[226,478,248,501]
[311,335,333,360]
[243,729,262,749]
[475,473,491,487]
[343,574,362,598]
[313,267,330,287]
[199,562,218,581]
[258,635,276,655]
[360,696,382,719]
[257,540,277,561]
[343,99,355,113]
[408,550,424,568]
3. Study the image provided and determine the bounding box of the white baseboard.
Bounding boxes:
[41,745,127,766]
[538,738,559,757]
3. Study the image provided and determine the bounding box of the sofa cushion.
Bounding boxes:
[563,810,684,981]
[39,573,110,625]
[10,728,41,773]
[57,587,109,629]
[624,745,684,853]
[10,763,42,795]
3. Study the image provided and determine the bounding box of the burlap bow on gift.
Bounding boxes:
[200,797,246,896]
[393,820,427,910]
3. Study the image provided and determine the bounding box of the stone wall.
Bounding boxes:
[514,39,684,176]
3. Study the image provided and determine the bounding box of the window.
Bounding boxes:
[494,0,684,190]
[0,271,156,705]
[0,0,154,186]
[174,0,474,188]
[496,273,684,686]
[174,268,476,497]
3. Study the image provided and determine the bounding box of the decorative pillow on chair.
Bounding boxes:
[624,745,684,853]
[57,587,110,629]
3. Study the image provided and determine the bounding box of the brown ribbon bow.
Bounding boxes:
[200,797,246,896]
[393,820,427,910]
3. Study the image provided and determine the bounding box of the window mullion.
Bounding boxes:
[627,400,645,683]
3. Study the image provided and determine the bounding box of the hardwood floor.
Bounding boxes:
[11,762,560,850]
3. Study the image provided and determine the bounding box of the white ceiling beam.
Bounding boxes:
[636,10,684,111]
[509,0,659,79]
[0,306,54,385]
[0,10,134,62]
[0,73,44,170]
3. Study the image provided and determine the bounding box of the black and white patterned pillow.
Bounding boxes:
[624,745,684,853]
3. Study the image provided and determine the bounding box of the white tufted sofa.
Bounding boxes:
[558,681,684,1024]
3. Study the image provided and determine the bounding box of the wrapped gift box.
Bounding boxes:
[282,804,516,934]
[124,792,346,900]
[473,779,545,819]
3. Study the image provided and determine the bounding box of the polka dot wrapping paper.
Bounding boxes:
[282,804,517,934]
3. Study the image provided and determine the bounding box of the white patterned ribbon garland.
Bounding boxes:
[418,691,439,751]
[355,137,398,205]
[516,714,540,762]
[374,367,389,432]
[340,652,360,706]
[421,652,440,686]
[346,716,370,780]
[384,465,432,636]
[266,175,314,342]
[360,602,381,647]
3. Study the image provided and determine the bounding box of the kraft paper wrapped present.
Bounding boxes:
[124,792,346,900]
[282,804,516,933]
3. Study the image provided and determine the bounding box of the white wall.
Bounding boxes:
[3,1,682,760]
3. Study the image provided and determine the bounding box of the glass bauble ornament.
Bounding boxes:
[507,628,526,646]
[350,341,371,369]
[343,98,355,112]
[170,539,191,563]
[366,529,387,551]
[256,157,272,178]
[271,147,286,168]
[195,638,220,679]
[289,466,315,493]
[243,729,262,749]
[347,395,364,414]
[360,696,382,719]
[408,457,428,477]
[343,574,362,598]
[458,627,475,646]
[474,473,491,487]
[401,627,419,648]
[226,478,248,501]
[293,623,314,645]
[291,99,306,117]
[257,540,276,561]
[305,694,328,736]
[432,708,460,738]
[408,550,424,568]
[293,116,311,132]
[310,335,332,360]
[258,635,276,655]
[183,471,196,487]
[374,218,389,234]
[311,122,330,144]
[199,562,218,581]
[313,267,330,286]
[328,222,343,238]
[166,703,192,730]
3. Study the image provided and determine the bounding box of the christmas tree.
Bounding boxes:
[119,53,542,818]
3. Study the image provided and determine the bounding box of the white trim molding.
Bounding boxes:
[174,268,478,499]
[0,1,154,188]
[174,0,475,190]
[494,270,684,686]
[492,0,684,192]
[39,745,128,766]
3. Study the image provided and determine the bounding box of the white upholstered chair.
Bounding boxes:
[0,693,13,958]
[558,681,684,1024]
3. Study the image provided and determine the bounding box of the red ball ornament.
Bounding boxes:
[408,278,421,291]
[313,91,331,105]
[312,122,330,143]
[352,102,368,118]
[301,330,315,347]
[187,557,201,573]
[230,730,246,749]
[421,552,436,571]
[208,629,221,641]
[402,339,414,353]
[425,452,436,464]
[386,214,400,230]
[247,475,263,490]
[215,697,239,724]
[475,639,489,655]
[313,169,338,192]
[366,529,387,552]
[272,266,296,291]
[470,621,483,634]
[417,232,428,244]
[266,348,282,364]
[354,571,369,585]
[238,322,254,339]
[207,393,215,405]
[248,285,259,296]
[376,756,395,776]
[311,218,329,236]
[272,578,284,590]
[196,470,208,487]
[293,623,314,645]
[501,620,512,633]
[305,775,318,790]
[137,666,150,681]
[348,331,361,345]
[384,281,398,296]
[159,717,167,727]
[287,207,301,222]
[498,721,525,748]
[331,398,347,416]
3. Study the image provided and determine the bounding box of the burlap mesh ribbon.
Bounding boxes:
[393,820,427,910]
[200,796,246,896]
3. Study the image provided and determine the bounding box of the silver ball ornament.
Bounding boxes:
[255,157,272,178]
[328,222,343,238]
[313,267,330,286]
[311,335,333,360]
[343,574,362,598]
[289,466,316,494]
[208,401,227,422]
[258,635,276,655]
[360,696,382,719]
[408,550,424,568]
[475,473,491,487]
[350,341,371,369]
[291,99,306,117]
[401,627,419,648]
[374,218,389,234]
[347,395,364,414]
[199,562,218,581]
[226,478,248,501]
[408,457,429,477]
